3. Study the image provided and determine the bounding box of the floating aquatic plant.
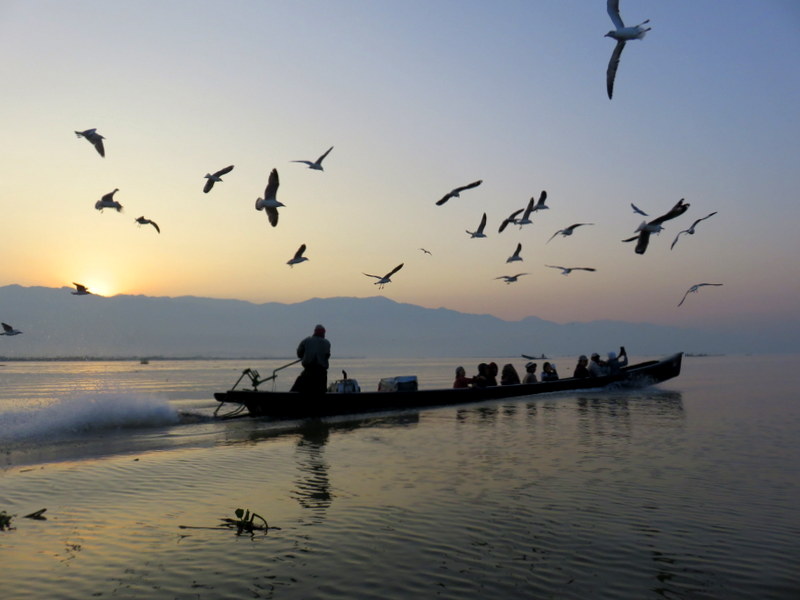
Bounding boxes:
[179,507,276,537]
[221,508,269,536]
[0,511,14,531]
[24,508,47,520]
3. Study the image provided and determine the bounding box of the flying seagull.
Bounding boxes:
[75,128,105,157]
[1,322,22,336]
[419,248,432,255]
[72,283,92,295]
[255,168,283,227]
[292,146,333,171]
[363,263,404,289]
[495,273,528,284]
[622,198,690,254]
[135,216,160,233]
[546,265,597,275]
[605,0,651,100]
[436,180,482,206]
[671,212,718,250]
[631,203,648,216]
[95,189,123,212]
[203,165,234,193]
[287,244,309,267]
[515,196,539,228]
[678,283,723,307]
[547,223,594,243]
[498,208,524,233]
[530,190,549,213]
[506,242,523,263]
[466,212,488,238]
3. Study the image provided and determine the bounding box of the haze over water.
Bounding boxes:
[1,354,798,598]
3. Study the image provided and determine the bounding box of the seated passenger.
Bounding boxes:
[541,361,559,381]
[573,355,590,378]
[606,347,628,374]
[522,362,538,383]
[500,363,521,385]
[453,366,471,388]
[486,362,499,386]
[472,363,490,388]
[588,352,608,377]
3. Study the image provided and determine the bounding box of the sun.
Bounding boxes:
[75,280,116,297]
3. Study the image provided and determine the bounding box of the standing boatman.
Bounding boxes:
[291,324,331,394]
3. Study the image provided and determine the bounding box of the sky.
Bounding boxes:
[2,1,799,337]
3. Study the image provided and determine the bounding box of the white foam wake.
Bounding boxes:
[0,391,180,443]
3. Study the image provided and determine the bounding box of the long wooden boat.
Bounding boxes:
[213,352,683,419]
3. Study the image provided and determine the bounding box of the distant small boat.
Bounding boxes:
[140,358,149,365]
[214,353,683,419]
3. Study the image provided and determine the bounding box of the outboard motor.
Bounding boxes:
[328,369,361,393]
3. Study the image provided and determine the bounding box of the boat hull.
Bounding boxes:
[214,353,683,419]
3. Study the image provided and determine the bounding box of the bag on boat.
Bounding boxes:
[377,376,418,392]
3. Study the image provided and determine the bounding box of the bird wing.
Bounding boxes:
[264,169,279,200]
[607,0,625,29]
[546,230,562,244]
[149,220,161,233]
[435,192,453,206]
[203,178,215,193]
[634,230,651,254]
[577,267,597,272]
[546,265,564,271]
[363,273,381,279]
[693,211,718,227]
[631,203,648,216]
[214,165,234,177]
[93,138,106,157]
[677,290,691,307]
[1,322,11,332]
[521,197,536,218]
[294,244,307,259]
[607,40,626,100]
[316,146,334,164]
[477,212,487,233]
[499,209,523,232]
[650,199,690,226]
[385,263,404,278]
[513,242,522,256]
[265,206,279,227]
[670,231,684,250]
[291,160,313,166]
[456,180,482,193]
[534,190,548,209]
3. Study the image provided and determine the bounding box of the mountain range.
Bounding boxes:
[0,284,789,359]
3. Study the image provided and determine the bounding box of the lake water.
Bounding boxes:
[1,354,798,599]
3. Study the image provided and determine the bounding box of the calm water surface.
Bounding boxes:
[0,355,798,599]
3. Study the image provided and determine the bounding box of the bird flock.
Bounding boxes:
[2,3,725,339]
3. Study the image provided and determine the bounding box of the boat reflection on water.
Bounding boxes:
[453,389,684,435]
[289,414,420,520]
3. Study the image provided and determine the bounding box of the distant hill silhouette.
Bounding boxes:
[0,284,787,358]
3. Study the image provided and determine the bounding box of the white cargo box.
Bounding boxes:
[377,376,418,392]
